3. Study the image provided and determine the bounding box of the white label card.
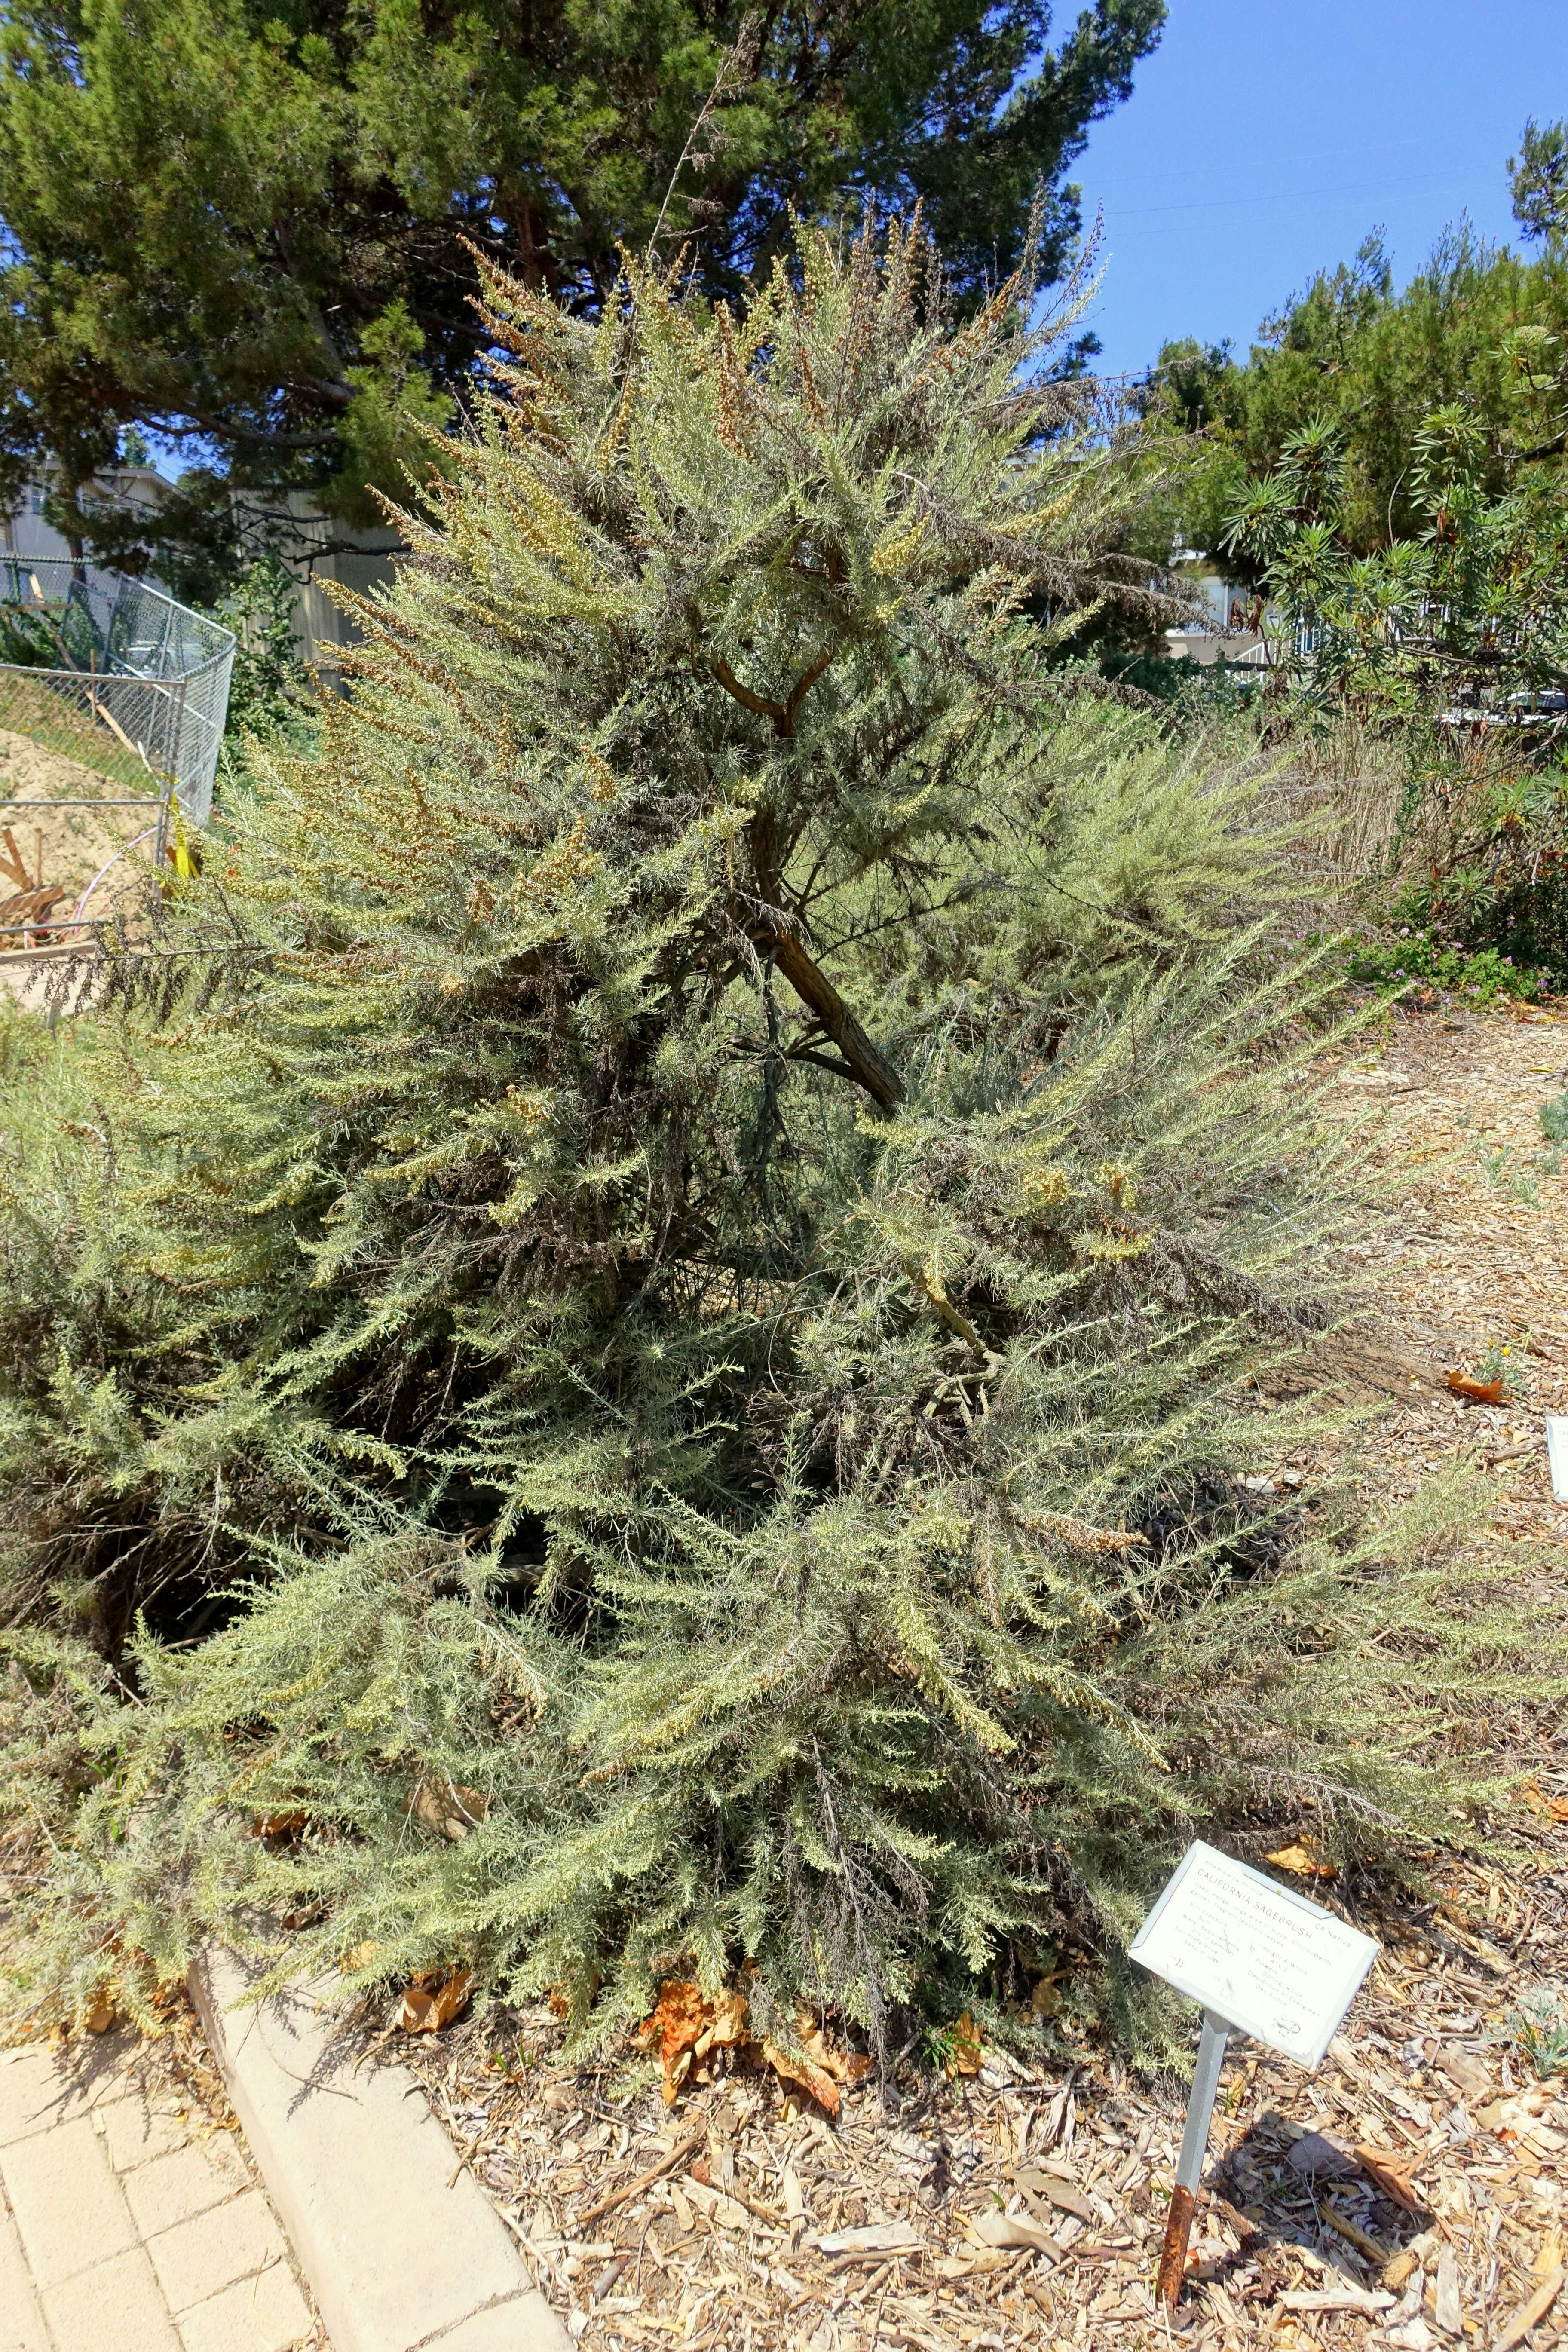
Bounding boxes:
[1129,1840,1378,2069]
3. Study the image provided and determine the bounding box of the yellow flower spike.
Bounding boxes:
[870,512,930,576]
[1019,1166,1071,1209]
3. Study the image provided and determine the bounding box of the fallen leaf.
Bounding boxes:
[1287,2130,1358,2178]
[339,1940,379,1974]
[970,2210,1062,2257]
[1437,2049,1491,2101]
[768,2012,873,2113]
[797,2015,873,2091]
[634,1979,864,2113]
[1017,2168,1096,2223]
[1354,2143,1425,2214]
[683,2177,751,2231]
[83,1991,116,2035]
[1446,1370,1505,1404]
[1266,1838,1338,1881]
[411,1777,490,1841]
[399,1968,474,2032]
[760,2035,845,2118]
[945,2011,983,2079]
[635,1979,748,2106]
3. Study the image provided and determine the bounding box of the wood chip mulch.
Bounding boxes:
[398,999,1568,2352]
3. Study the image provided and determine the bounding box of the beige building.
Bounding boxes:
[1163,564,1270,669]
[236,490,403,689]
[1,475,404,690]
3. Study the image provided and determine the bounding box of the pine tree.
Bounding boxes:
[0,0,1164,582]
[2,220,1533,2046]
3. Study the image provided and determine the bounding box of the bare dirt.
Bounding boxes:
[0,722,162,926]
[390,1000,1568,2352]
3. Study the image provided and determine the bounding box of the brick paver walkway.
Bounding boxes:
[0,2030,320,2352]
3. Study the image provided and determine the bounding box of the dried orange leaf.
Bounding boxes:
[1447,1370,1505,1404]
[1265,1839,1338,1881]
[1354,2142,1424,2214]
[971,2210,1060,2256]
[399,1968,474,2033]
[760,2035,842,2117]
[946,2010,984,2079]
[251,1810,307,1843]
[636,1980,711,2106]
[411,1777,490,1842]
[797,2016,871,2087]
[635,1980,867,2111]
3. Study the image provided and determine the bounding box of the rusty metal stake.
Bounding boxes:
[1157,2012,1231,2312]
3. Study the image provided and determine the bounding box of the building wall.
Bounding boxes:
[236,490,404,689]
[0,478,406,690]
[0,469,169,567]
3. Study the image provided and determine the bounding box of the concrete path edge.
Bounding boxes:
[188,1950,570,2352]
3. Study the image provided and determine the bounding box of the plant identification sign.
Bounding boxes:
[1130,1840,1378,2069]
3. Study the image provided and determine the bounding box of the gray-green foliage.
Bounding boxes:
[0,222,1539,2048]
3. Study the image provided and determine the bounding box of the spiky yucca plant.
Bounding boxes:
[3,221,1526,2051]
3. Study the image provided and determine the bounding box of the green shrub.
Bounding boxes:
[1,222,1554,2052]
[1341,927,1544,1004]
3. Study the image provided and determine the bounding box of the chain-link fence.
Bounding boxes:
[0,557,235,822]
[0,558,234,949]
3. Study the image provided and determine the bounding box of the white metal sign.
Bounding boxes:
[1130,1839,1378,2069]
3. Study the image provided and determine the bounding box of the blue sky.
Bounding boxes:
[1069,0,1565,380]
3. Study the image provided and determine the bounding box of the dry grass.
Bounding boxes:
[0,725,161,909]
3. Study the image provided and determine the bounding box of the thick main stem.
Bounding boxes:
[763,926,904,1111]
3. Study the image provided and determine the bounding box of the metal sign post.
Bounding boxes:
[1155,2011,1232,2310]
[1130,1842,1380,2317]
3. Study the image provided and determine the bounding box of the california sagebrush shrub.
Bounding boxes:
[1,220,1536,2052]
